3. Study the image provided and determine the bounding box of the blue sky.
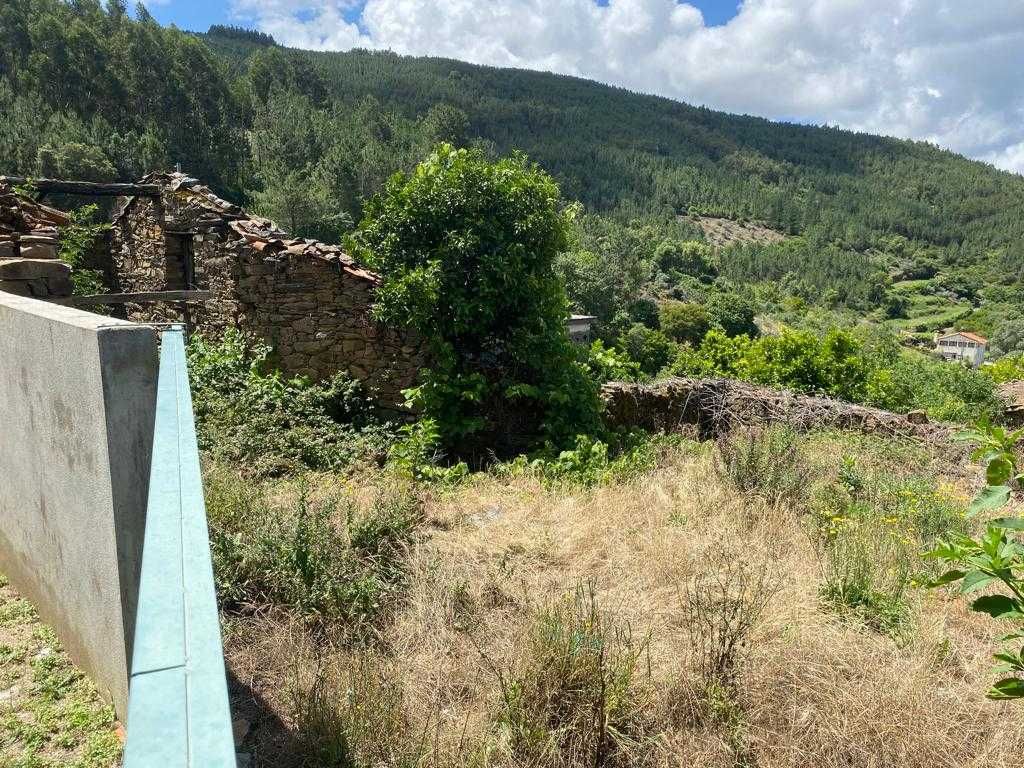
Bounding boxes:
[146,0,741,34]
[139,1,1024,173]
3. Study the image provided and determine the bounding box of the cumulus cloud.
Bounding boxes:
[231,0,1024,173]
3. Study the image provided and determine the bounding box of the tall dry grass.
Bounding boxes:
[223,433,1024,768]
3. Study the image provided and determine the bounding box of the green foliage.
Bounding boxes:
[721,237,887,310]
[57,204,110,295]
[659,300,711,345]
[497,432,678,488]
[667,328,869,401]
[0,0,244,189]
[666,327,1001,421]
[984,353,1024,384]
[865,348,1002,423]
[352,144,601,456]
[990,320,1024,358]
[619,323,676,376]
[820,521,914,639]
[490,584,655,767]
[707,292,759,338]
[386,419,469,484]
[579,340,642,385]
[187,330,392,474]
[205,466,420,629]
[809,449,967,642]
[925,421,1024,699]
[654,239,716,281]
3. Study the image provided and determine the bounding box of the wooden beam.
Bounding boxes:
[54,290,212,306]
[0,177,163,197]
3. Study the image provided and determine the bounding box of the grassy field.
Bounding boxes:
[0,575,122,768]
[215,428,1024,768]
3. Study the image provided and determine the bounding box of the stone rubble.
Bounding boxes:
[0,182,72,298]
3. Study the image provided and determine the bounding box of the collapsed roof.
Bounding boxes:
[115,171,379,283]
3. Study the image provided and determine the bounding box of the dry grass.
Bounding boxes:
[223,432,1024,768]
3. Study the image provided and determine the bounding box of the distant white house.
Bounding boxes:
[935,330,987,367]
[566,314,596,343]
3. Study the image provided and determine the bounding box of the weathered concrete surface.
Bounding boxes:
[0,293,158,718]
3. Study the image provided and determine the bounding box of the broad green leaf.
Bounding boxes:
[972,594,1023,619]
[969,485,1011,516]
[987,457,1014,486]
[989,677,1024,700]
[990,517,1024,530]
[961,569,997,593]
[926,569,967,587]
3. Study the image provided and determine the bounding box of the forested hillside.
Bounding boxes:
[3,1,1024,346]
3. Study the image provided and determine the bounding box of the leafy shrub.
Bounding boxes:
[619,323,677,376]
[490,584,655,767]
[665,326,1001,422]
[204,466,420,630]
[497,432,680,487]
[58,204,109,296]
[579,340,642,384]
[187,330,393,474]
[707,292,758,337]
[925,421,1024,699]
[654,239,716,280]
[714,425,810,506]
[983,352,1024,383]
[659,300,711,345]
[351,144,602,457]
[865,350,1002,423]
[386,418,469,484]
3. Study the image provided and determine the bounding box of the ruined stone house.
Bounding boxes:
[109,172,423,406]
[0,181,73,299]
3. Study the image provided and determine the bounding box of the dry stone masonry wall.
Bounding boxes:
[110,173,424,406]
[0,183,73,299]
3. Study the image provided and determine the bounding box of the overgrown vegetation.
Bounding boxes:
[57,204,109,296]
[488,585,656,767]
[205,465,421,632]
[667,326,1001,422]
[187,330,394,475]
[351,144,602,460]
[926,421,1024,699]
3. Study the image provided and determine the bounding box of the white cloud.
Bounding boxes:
[232,0,1024,174]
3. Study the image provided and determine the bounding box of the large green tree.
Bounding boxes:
[351,144,601,459]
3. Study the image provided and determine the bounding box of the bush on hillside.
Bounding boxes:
[707,292,759,337]
[351,144,601,458]
[665,326,1001,422]
[659,300,711,345]
[619,323,677,376]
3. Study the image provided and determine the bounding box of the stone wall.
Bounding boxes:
[601,377,956,444]
[229,242,424,406]
[0,184,73,299]
[111,189,424,406]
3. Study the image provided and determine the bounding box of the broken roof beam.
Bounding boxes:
[0,177,163,198]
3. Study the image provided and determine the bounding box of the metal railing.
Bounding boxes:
[123,327,235,767]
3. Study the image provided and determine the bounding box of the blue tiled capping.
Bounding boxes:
[124,328,235,767]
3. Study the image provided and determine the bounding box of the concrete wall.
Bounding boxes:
[0,293,158,718]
